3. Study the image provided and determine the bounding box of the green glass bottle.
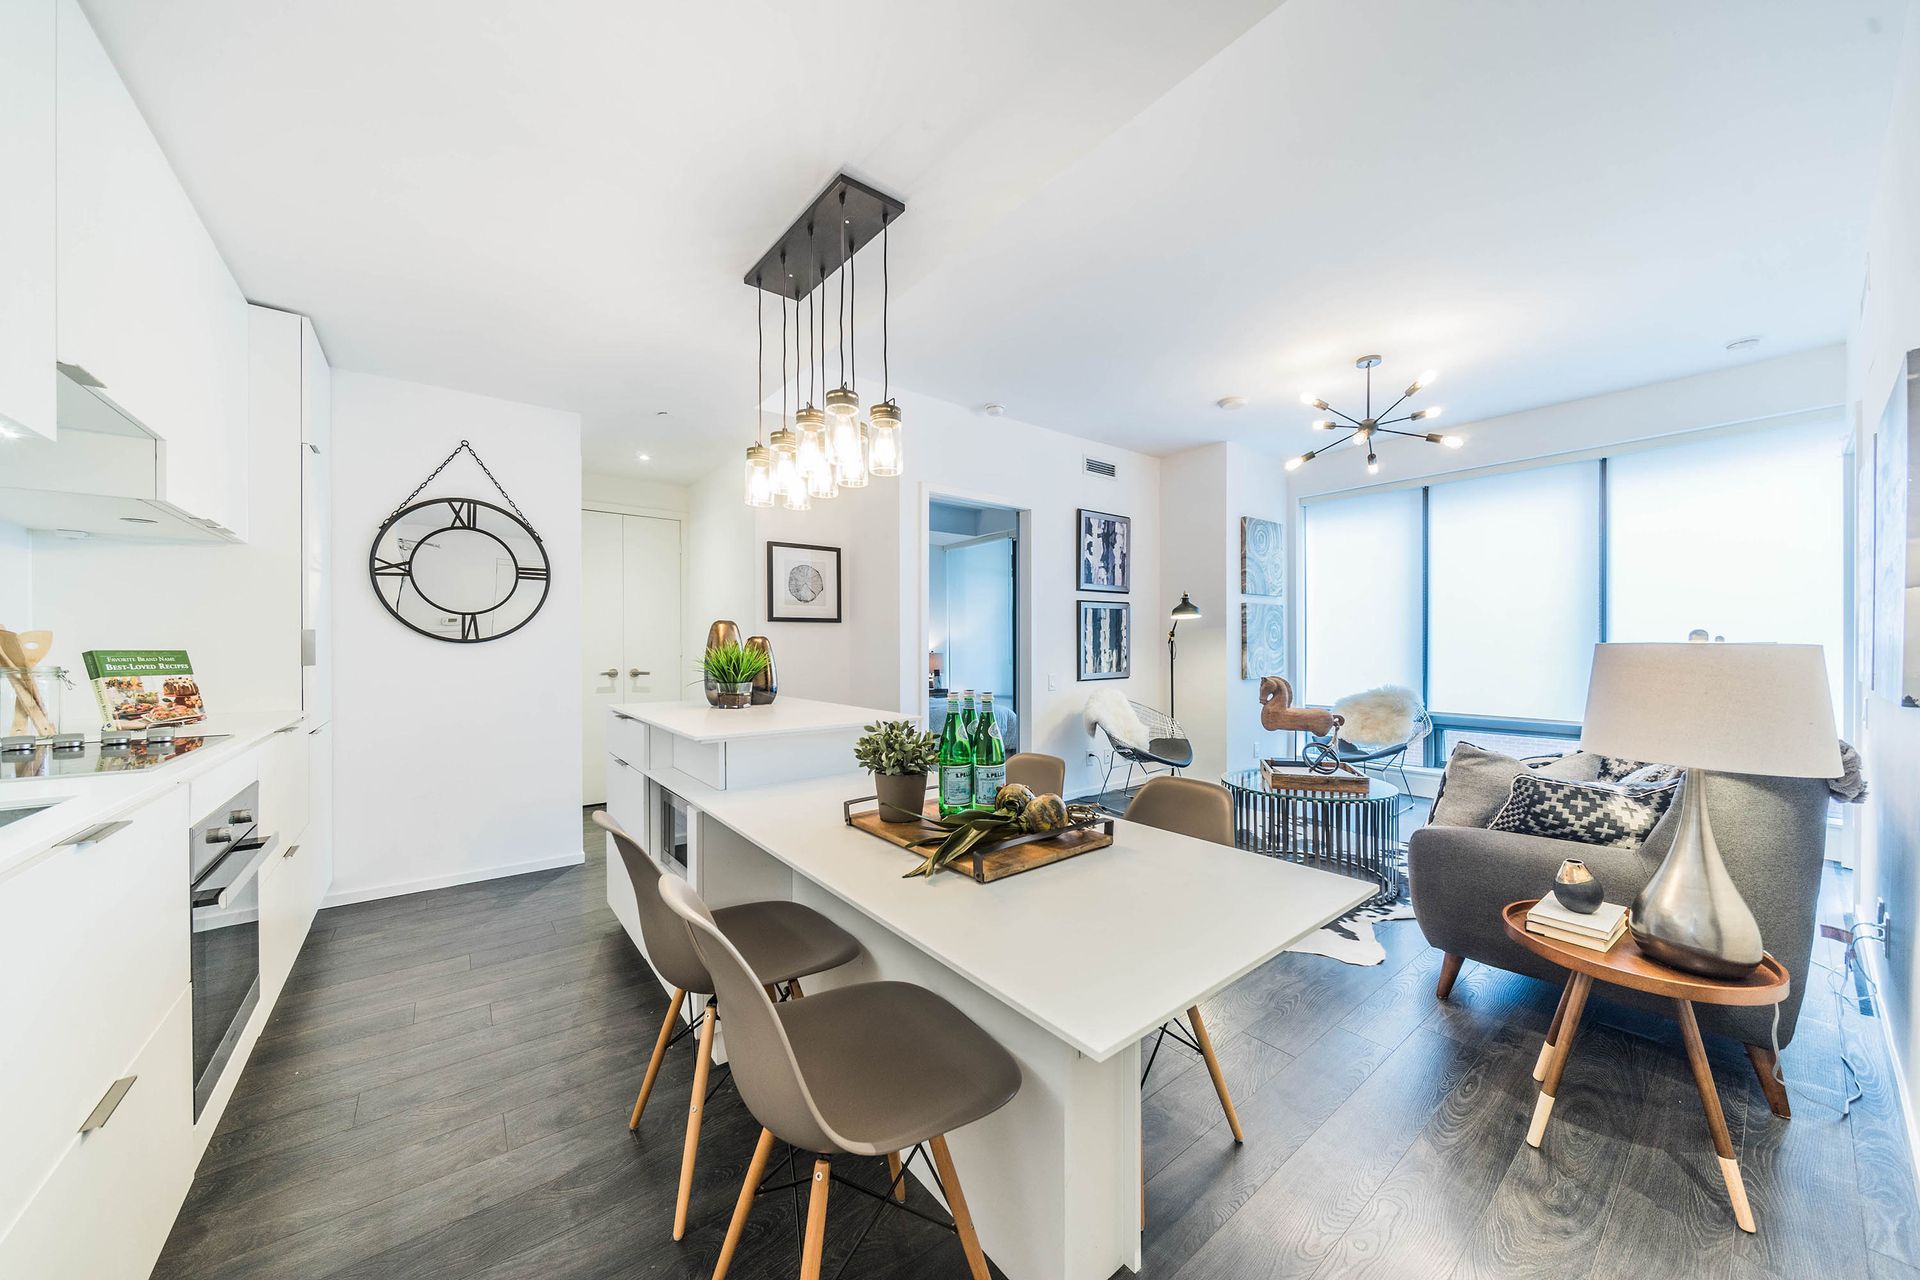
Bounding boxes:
[958,688,977,738]
[938,696,975,816]
[971,693,1007,808]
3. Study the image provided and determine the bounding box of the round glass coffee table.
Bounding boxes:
[1222,769,1401,907]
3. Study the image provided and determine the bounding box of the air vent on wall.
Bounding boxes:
[1083,456,1118,480]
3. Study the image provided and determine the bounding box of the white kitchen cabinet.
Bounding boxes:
[0,987,195,1280]
[55,0,248,537]
[257,723,310,850]
[0,0,56,440]
[0,787,189,1236]
[301,319,333,724]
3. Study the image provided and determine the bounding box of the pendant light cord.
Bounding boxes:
[779,264,789,428]
[754,276,764,444]
[838,193,849,388]
[850,233,858,393]
[882,215,891,404]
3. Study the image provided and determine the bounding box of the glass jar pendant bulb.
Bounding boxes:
[768,425,801,500]
[744,443,773,507]
[867,401,903,476]
[824,386,859,421]
[836,420,870,487]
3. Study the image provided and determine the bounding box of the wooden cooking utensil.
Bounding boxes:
[0,628,58,737]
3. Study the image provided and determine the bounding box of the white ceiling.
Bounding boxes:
[78,0,1281,481]
[82,0,1905,482]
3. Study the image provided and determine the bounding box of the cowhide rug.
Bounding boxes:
[1283,850,1417,966]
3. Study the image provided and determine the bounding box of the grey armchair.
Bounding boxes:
[1407,768,1831,1118]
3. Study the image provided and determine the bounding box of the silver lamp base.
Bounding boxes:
[1629,769,1764,980]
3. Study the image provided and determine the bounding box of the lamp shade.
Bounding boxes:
[1170,593,1202,620]
[1579,642,1840,778]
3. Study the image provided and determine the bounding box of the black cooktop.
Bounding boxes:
[0,735,230,781]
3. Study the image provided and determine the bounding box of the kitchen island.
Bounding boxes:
[600,698,1371,1280]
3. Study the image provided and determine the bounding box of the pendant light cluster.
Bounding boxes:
[744,176,905,509]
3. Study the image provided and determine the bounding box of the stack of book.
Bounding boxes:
[1525,896,1628,952]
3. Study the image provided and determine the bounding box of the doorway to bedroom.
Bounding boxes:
[927,498,1020,751]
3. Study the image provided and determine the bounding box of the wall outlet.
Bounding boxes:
[1048,673,1060,691]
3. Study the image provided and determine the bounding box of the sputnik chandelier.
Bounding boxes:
[743,174,906,509]
[1284,355,1462,475]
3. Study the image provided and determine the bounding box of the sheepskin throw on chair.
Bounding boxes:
[1330,685,1424,748]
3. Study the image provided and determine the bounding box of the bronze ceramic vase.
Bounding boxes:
[746,636,777,705]
[703,620,741,707]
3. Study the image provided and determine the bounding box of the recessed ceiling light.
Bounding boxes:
[0,424,20,440]
[1216,396,1248,411]
[983,403,1007,417]
[119,516,158,524]
[54,528,91,540]
[1725,336,1762,352]
[636,452,652,462]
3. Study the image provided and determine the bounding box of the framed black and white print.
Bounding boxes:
[767,541,842,623]
[1077,508,1131,593]
[1077,600,1131,681]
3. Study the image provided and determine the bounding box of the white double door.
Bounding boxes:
[583,509,682,804]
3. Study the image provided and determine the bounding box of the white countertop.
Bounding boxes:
[610,696,906,744]
[0,711,305,884]
[687,771,1372,1061]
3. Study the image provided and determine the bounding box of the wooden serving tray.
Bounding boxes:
[842,796,1114,883]
[1259,761,1372,794]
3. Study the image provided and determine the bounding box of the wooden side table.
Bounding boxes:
[1501,900,1791,1234]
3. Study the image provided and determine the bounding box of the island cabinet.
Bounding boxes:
[54,0,249,537]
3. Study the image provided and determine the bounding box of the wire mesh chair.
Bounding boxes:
[1096,701,1196,803]
[1303,708,1434,792]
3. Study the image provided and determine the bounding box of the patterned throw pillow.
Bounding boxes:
[1594,755,1681,784]
[1488,772,1681,849]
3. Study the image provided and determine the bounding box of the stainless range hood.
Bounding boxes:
[0,368,234,542]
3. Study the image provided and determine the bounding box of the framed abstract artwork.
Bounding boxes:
[1077,509,1130,593]
[1241,602,1287,679]
[1077,600,1131,681]
[1240,517,1286,597]
[766,541,842,623]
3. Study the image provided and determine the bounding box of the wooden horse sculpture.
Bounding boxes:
[1257,677,1353,774]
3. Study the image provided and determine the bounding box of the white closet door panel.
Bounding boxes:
[581,509,626,804]
[621,515,682,705]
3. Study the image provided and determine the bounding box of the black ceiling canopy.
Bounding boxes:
[744,172,905,298]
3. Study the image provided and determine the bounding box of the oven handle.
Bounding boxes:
[190,833,280,911]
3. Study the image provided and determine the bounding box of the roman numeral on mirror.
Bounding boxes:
[448,499,479,528]
[459,613,480,641]
[516,565,548,580]
[373,558,410,577]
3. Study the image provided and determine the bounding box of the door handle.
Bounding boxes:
[630,669,650,677]
[599,668,619,679]
[80,1076,136,1132]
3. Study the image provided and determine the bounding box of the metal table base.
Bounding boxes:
[1224,769,1401,909]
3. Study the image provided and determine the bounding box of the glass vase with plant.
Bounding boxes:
[702,642,771,709]
[854,719,941,822]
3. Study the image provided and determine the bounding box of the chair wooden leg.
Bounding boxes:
[788,977,805,998]
[713,1127,776,1280]
[1677,1001,1756,1232]
[1186,1005,1245,1143]
[1535,978,1575,1082]
[1526,972,1591,1148]
[886,1151,906,1202]
[800,1158,831,1280]
[1746,1043,1792,1119]
[929,1135,990,1280]
[672,1004,717,1240]
[1435,952,1465,1000]
[631,989,686,1131]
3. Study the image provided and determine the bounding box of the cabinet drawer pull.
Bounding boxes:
[282,843,300,860]
[56,820,131,849]
[80,1076,136,1133]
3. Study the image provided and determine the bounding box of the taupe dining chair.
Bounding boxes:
[591,811,861,1239]
[657,876,1022,1280]
[1004,751,1065,797]
[1122,778,1245,1144]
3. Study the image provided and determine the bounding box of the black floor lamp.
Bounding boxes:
[1167,593,1201,719]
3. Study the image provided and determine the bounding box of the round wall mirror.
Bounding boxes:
[369,497,549,642]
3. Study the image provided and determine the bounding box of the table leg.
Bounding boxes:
[1534,978,1576,1083]
[1674,999,1756,1233]
[1526,972,1591,1148]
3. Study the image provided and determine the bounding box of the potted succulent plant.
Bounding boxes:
[854,719,941,822]
[702,642,771,710]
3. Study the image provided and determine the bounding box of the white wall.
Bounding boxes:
[1158,441,1297,782]
[0,521,30,634]
[583,472,688,513]
[327,371,582,903]
[1288,344,1846,500]
[1849,5,1920,1160]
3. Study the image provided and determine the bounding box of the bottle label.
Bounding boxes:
[974,764,1006,800]
[940,765,973,807]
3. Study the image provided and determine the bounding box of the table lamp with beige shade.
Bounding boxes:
[1580,642,1841,979]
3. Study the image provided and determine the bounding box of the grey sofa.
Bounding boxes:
[1407,765,1831,1118]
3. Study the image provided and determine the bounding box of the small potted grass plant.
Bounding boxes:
[703,642,771,709]
[855,719,940,822]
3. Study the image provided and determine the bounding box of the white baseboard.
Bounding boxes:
[321,847,586,909]
[1858,940,1920,1172]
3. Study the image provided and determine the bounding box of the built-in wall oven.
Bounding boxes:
[188,782,277,1118]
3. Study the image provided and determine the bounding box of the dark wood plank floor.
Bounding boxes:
[155,809,1920,1279]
